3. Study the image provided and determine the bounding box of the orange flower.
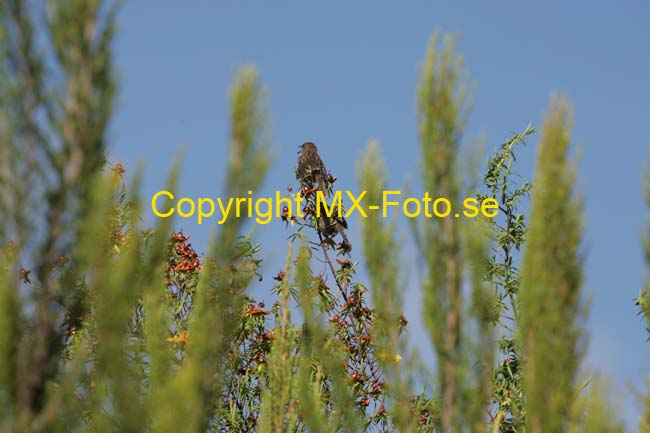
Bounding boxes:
[166,330,190,344]
[19,268,31,284]
[246,304,271,316]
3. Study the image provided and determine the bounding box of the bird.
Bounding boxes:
[296,142,351,251]
[296,142,327,194]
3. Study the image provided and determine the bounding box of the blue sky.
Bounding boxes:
[111,1,650,426]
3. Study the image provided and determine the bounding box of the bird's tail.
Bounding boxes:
[335,219,351,252]
[316,174,327,197]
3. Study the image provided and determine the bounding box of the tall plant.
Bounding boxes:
[520,95,586,433]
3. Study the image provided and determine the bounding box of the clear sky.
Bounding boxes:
[111,1,650,427]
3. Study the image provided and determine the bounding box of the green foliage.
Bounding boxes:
[462,211,495,433]
[2,4,648,433]
[568,376,626,433]
[641,379,650,433]
[520,95,586,433]
[257,244,300,433]
[0,1,119,428]
[415,31,468,433]
[478,124,534,432]
[416,30,513,433]
[357,140,415,432]
[219,66,271,261]
[0,242,20,420]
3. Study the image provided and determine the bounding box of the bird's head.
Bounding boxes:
[299,142,318,153]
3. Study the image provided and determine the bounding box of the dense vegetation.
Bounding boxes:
[1,1,648,432]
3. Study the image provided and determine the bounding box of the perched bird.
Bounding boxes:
[296,142,328,194]
[296,142,350,251]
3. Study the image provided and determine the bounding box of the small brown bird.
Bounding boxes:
[296,142,327,194]
[296,142,350,251]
